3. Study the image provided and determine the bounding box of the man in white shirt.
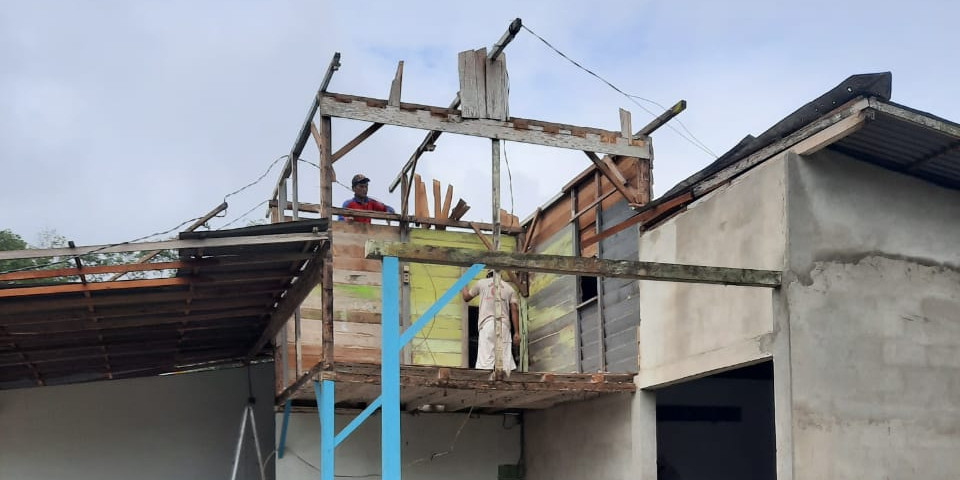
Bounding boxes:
[461,270,519,371]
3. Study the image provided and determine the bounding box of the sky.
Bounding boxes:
[2,0,958,247]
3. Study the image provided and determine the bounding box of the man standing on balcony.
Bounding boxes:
[340,174,395,223]
[461,270,519,371]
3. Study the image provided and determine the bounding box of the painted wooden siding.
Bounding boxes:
[598,199,640,373]
[408,229,516,367]
[527,224,578,372]
[284,222,398,381]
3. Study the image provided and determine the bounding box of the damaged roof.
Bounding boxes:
[0,220,328,389]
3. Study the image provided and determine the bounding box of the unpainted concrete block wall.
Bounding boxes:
[785,151,960,479]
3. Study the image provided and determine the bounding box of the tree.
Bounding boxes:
[1,228,178,284]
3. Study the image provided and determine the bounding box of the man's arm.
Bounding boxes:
[369,198,395,214]
[461,283,477,302]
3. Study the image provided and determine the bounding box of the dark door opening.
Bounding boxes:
[467,305,479,368]
[655,361,776,480]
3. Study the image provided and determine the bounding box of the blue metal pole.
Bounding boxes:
[334,395,383,446]
[315,380,336,480]
[381,256,401,480]
[398,263,485,348]
[278,399,292,459]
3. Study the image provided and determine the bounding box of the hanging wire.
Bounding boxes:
[521,24,719,159]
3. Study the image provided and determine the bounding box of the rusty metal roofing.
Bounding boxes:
[0,219,327,389]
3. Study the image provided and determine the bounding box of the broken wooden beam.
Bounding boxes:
[365,241,781,287]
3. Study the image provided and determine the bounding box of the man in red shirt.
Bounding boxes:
[339,174,395,223]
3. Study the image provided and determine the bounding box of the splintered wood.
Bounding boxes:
[412,175,470,228]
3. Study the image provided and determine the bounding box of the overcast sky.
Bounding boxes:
[2,1,957,247]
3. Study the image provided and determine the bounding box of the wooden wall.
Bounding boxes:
[407,229,516,367]
[279,223,520,384]
[526,224,578,373]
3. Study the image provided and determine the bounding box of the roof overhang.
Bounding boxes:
[0,220,328,389]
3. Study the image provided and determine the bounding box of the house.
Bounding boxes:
[0,31,956,480]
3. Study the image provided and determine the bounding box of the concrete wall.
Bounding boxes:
[784,151,960,479]
[636,154,787,388]
[277,410,521,480]
[0,364,275,480]
[525,392,656,480]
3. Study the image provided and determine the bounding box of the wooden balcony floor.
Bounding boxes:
[279,362,637,413]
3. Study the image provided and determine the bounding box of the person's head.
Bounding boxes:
[352,174,370,199]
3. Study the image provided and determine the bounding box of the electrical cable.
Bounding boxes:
[521,24,719,159]
[406,406,475,467]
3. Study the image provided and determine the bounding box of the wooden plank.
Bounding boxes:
[414,174,429,219]
[0,260,187,282]
[327,207,521,234]
[637,100,686,136]
[388,60,403,107]
[319,93,650,158]
[440,185,453,220]
[366,241,782,287]
[619,108,632,139]
[432,179,441,223]
[0,277,190,298]
[331,123,384,163]
[0,232,328,261]
[580,192,694,248]
[584,151,638,204]
[458,49,484,118]
[448,199,470,221]
[485,52,508,120]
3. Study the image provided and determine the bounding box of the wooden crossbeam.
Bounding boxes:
[319,93,650,158]
[1,260,187,282]
[365,241,781,287]
[583,151,641,204]
[0,278,191,298]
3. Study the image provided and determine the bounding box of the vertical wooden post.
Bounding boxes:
[594,171,607,371]
[491,139,503,373]
[319,115,335,370]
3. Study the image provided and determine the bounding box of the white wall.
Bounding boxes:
[636,154,787,387]
[0,364,275,480]
[277,409,521,480]
[784,151,960,479]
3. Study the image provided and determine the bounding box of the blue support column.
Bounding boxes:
[315,380,336,480]
[278,400,292,459]
[381,256,401,480]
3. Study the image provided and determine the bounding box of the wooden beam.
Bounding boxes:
[432,179,441,223]
[2,296,275,326]
[1,260,187,282]
[0,278,191,298]
[583,151,640,203]
[365,241,781,287]
[245,244,326,358]
[331,123,384,163]
[327,207,522,233]
[440,185,453,220]
[636,100,686,136]
[388,61,403,107]
[0,232,328,261]
[319,93,650,158]
[619,108,632,138]
[271,52,341,202]
[388,17,524,193]
[580,192,693,248]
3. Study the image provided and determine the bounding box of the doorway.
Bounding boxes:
[655,361,776,480]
